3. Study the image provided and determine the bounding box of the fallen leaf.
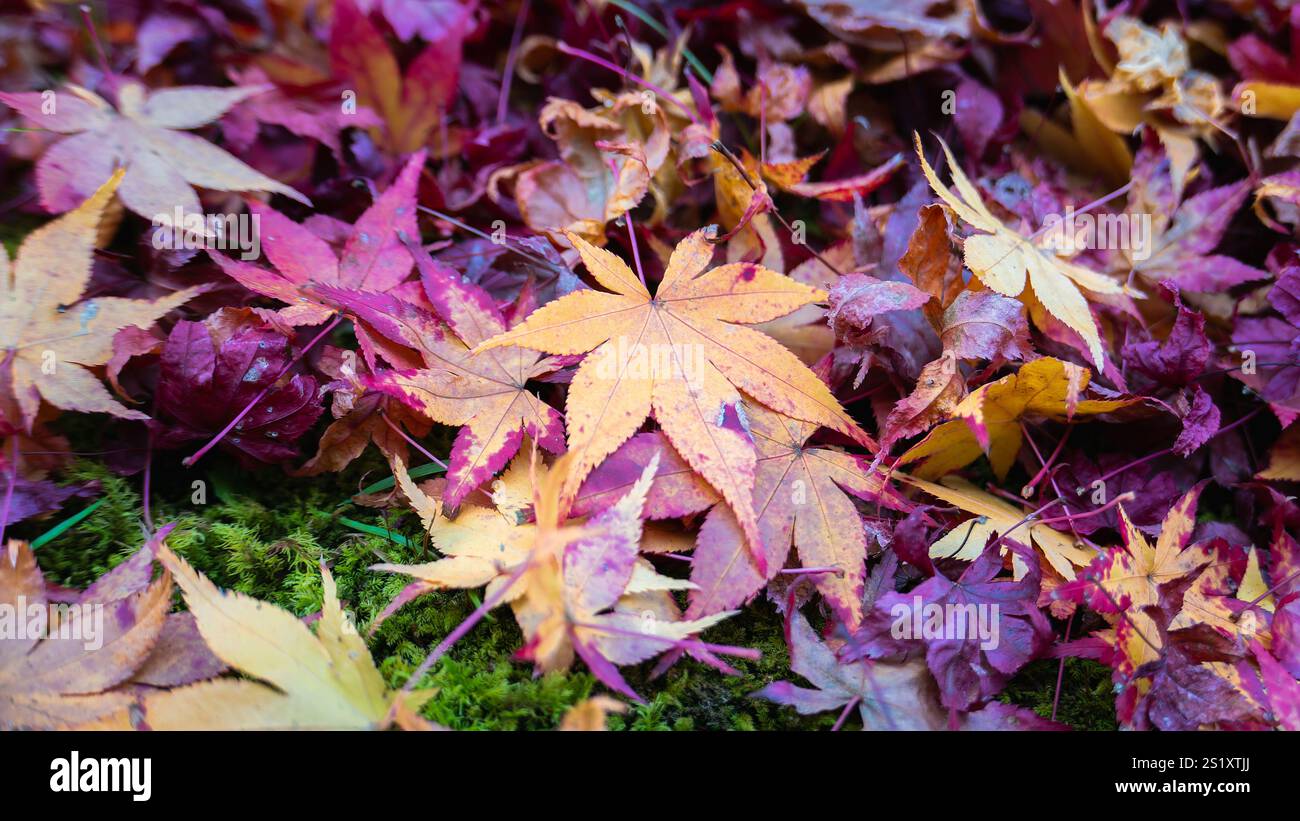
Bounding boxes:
[916,133,1132,366]
[211,151,424,328]
[316,243,565,511]
[0,540,171,729]
[475,229,874,572]
[0,172,199,430]
[0,82,307,217]
[689,403,904,629]
[144,545,433,729]
[756,611,1063,730]
[898,357,1135,480]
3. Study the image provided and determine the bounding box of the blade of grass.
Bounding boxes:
[607,0,713,82]
[31,498,105,550]
[334,461,447,509]
[338,516,412,548]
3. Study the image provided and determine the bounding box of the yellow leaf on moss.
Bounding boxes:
[143,546,431,730]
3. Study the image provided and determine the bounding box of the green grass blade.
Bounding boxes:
[608,0,713,82]
[338,516,412,548]
[30,498,105,550]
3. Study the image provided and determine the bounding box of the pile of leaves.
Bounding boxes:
[2,0,1300,732]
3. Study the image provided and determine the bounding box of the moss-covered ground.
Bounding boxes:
[10,417,1117,730]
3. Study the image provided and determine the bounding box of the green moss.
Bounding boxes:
[1000,657,1118,730]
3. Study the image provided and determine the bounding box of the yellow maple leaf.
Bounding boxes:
[897,357,1136,480]
[899,474,1096,580]
[915,133,1134,367]
[143,546,432,730]
[375,449,730,692]
[473,228,873,570]
[0,171,200,430]
[1067,488,1267,719]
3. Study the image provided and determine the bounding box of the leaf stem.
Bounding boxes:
[379,411,448,471]
[496,0,531,126]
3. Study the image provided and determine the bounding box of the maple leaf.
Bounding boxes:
[1122,138,1269,292]
[901,474,1096,580]
[142,544,433,730]
[374,451,733,699]
[1054,486,1243,721]
[314,243,565,511]
[0,81,307,218]
[210,151,424,328]
[1122,575,1267,730]
[0,540,172,729]
[154,316,324,466]
[916,133,1134,367]
[329,0,461,154]
[898,357,1135,480]
[689,403,905,629]
[0,172,200,430]
[1056,489,1211,631]
[474,229,874,572]
[755,611,1063,730]
[847,538,1053,711]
